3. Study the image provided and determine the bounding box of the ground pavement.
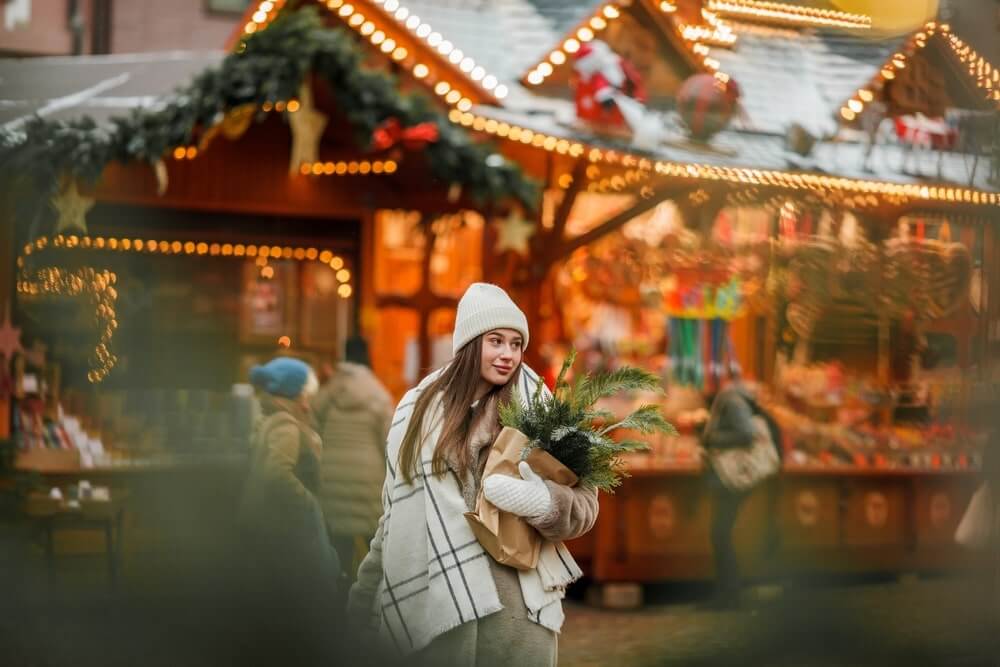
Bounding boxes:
[560,577,998,667]
[2,515,996,666]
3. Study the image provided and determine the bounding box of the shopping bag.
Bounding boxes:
[464,426,577,570]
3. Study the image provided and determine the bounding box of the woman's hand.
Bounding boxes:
[483,461,553,518]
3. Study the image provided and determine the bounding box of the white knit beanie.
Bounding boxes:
[452,283,529,354]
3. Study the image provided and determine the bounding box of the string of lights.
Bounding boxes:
[298,159,398,175]
[839,22,1000,123]
[522,2,733,89]
[240,0,505,109]
[449,108,1000,206]
[323,0,505,109]
[705,0,871,30]
[17,233,358,380]
[16,265,119,383]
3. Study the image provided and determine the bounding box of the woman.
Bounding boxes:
[348,283,598,666]
[238,357,341,662]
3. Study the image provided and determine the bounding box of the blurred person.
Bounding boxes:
[311,336,394,576]
[238,357,341,663]
[702,377,782,608]
[348,283,598,666]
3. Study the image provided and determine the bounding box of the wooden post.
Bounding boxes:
[0,193,15,439]
[358,207,378,345]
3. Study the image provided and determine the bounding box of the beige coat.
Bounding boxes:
[311,362,394,538]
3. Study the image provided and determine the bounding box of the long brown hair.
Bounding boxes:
[397,335,520,484]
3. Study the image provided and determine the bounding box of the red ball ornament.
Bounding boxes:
[676,74,740,141]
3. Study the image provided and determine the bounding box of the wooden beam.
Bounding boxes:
[551,158,588,243]
[375,293,458,311]
[553,183,692,260]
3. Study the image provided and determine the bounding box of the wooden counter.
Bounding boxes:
[21,455,249,564]
[567,461,980,584]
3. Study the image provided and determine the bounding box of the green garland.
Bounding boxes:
[0,7,537,242]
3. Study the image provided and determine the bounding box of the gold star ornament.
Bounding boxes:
[494,211,536,256]
[288,82,328,174]
[52,180,94,235]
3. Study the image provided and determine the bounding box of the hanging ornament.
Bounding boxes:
[817,210,835,238]
[970,267,983,315]
[676,74,741,141]
[447,183,463,204]
[839,212,859,247]
[938,222,952,243]
[288,82,328,174]
[0,306,23,363]
[199,103,257,153]
[494,211,536,256]
[153,159,169,196]
[198,112,225,152]
[370,117,440,152]
[52,180,94,235]
[222,103,257,140]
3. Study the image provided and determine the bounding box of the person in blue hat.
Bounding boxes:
[238,356,341,660]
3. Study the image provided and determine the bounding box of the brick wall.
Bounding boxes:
[0,0,93,56]
[111,0,243,53]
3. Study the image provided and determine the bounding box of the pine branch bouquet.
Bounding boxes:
[499,350,676,492]
[466,350,675,570]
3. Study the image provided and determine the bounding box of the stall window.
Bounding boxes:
[371,308,419,400]
[373,210,483,397]
[374,210,424,297]
[429,213,483,297]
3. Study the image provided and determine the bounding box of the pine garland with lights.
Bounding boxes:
[499,350,676,492]
[0,7,537,243]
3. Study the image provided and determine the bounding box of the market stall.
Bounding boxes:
[0,5,536,565]
[550,196,993,582]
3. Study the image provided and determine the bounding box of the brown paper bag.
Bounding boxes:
[464,426,578,571]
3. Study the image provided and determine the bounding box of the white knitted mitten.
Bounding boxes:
[483,461,553,518]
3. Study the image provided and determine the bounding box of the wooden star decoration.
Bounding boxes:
[0,307,23,363]
[153,159,169,196]
[494,211,536,256]
[52,180,94,235]
[288,82,328,174]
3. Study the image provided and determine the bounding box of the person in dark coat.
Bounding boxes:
[702,379,781,608]
[238,357,341,664]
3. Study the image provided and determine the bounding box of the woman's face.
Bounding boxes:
[479,329,523,387]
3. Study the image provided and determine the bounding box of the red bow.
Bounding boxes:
[371,118,440,152]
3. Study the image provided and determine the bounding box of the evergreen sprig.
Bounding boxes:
[0,7,537,244]
[500,350,676,492]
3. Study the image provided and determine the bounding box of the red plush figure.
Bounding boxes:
[573,40,648,131]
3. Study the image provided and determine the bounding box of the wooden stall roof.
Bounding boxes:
[264,0,1000,210]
